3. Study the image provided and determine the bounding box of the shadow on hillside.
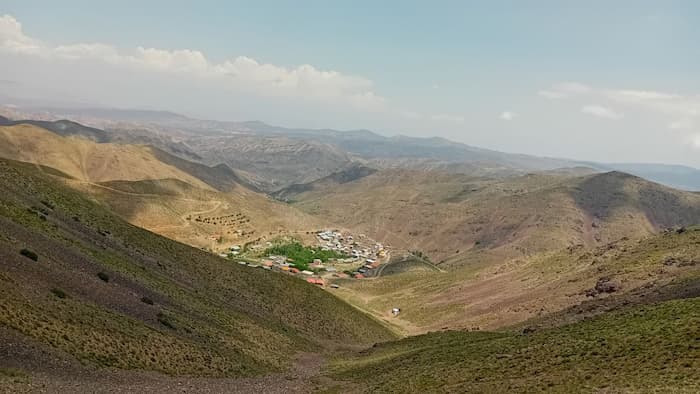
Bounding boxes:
[571,171,700,229]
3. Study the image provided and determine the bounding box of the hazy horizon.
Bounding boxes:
[1,1,699,166]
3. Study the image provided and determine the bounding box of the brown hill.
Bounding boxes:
[287,169,700,268]
[272,164,377,201]
[0,123,324,251]
[334,225,700,335]
[0,124,213,189]
[185,134,358,191]
[71,178,323,251]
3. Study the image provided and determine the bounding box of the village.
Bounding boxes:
[218,229,391,289]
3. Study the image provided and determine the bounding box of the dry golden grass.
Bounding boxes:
[0,124,212,188]
[0,123,326,252]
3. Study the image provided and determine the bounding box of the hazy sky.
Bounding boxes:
[1,1,699,166]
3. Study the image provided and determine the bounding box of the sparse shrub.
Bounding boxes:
[50,288,67,299]
[157,312,176,330]
[19,248,38,261]
[40,200,55,210]
[97,272,110,282]
[140,296,154,305]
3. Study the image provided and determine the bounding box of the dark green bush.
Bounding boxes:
[140,296,154,305]
[19,248,38,261]
[97,272,109,282]
[50,288,67,299]
[157,312,176,330]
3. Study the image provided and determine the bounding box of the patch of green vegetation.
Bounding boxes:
[97,272,110,282]
[0,367,28,384]
[329,297,700,393]
[263,241,348,270]
[50,288,67,299]
[0,368,26,378]
[157,311,177,330]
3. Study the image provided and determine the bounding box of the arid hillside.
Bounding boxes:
[0,124,213,189]
[334,227,700,334]
[286,169,700,267]
[71,178,323,251]
[185,134,359,191]
[0,123,326,251]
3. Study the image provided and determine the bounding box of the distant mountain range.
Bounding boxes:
[2,106,700,192]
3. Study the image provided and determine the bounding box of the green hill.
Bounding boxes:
[0,158,394,381]
[329,296,700,393]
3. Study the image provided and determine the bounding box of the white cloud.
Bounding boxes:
[541,81,700,149]
[540,81,700,120]
[690,134,700,149]
[607,89,680,101]
[499,111,515,121]
[669,119,694,130]
[581,105,623,119]
[0,14,41,54]
[0,14,385,111]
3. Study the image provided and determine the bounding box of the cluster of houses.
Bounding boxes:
[315,230,389,279]
[220,229,390,286]
[233,257,341,288]
[317,230,386,262]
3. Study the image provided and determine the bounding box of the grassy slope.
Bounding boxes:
[329,297,700,393]
[0,158,394,379]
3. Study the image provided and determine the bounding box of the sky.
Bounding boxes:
[1,1,699,167]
